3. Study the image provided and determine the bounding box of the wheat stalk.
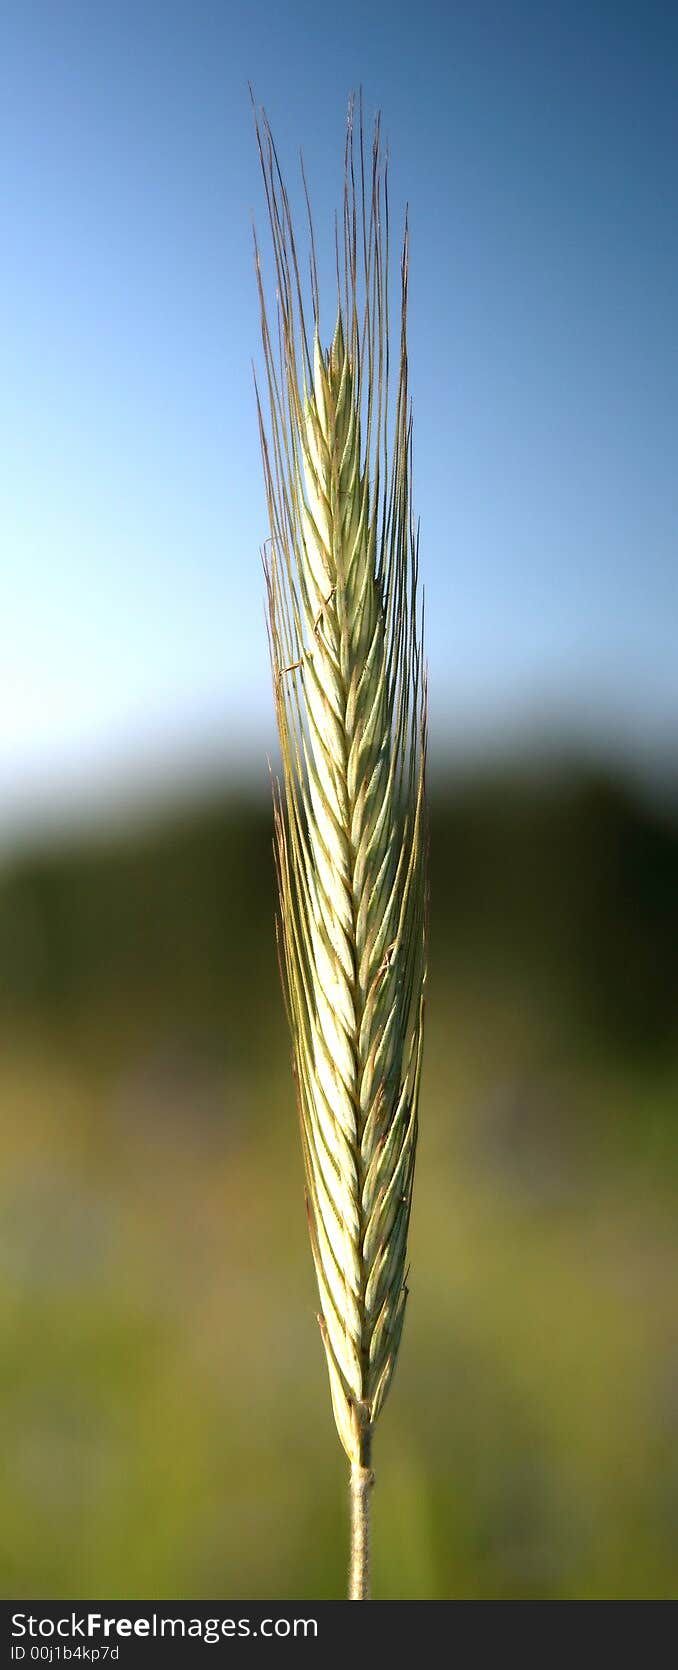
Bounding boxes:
[253,97,427,1600]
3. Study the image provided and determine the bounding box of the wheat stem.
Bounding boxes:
[348,1468,372,1599]
[348,1431,373,1599]
[253,94,427,1600]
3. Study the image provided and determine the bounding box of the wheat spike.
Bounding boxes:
[253,98,427,1598]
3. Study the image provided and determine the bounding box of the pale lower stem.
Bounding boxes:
[348,1436,373,1600]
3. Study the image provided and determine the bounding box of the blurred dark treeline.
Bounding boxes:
[1,761,676,1066]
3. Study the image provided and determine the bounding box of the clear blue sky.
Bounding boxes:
[2,0,677,829]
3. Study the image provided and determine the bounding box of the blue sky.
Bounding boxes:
[2,1,677,828]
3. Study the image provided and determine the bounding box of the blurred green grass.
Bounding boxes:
[1,762,677,1597]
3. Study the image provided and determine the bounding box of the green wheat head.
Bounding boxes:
[254,101,427,1474]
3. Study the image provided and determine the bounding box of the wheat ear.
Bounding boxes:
[253,100,427,1600]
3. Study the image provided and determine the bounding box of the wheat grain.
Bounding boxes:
[253,97,427,1599]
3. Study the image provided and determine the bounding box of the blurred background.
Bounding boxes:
[1,1,677,1599]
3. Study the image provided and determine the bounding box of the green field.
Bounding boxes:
[1,763,677,1597]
